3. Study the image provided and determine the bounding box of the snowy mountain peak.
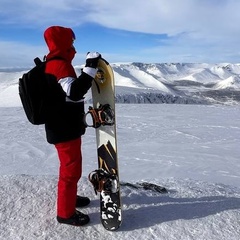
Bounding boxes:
[110,62,240,105]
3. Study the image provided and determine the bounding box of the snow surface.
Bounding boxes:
[0,65,240,239]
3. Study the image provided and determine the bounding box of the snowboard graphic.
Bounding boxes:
[87,58,122,231]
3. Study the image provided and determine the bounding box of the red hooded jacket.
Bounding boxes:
[43,26,93,144]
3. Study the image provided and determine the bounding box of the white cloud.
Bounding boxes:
[0,41,47,68]
[83,0,240,43]
[1,0,240,37]
[1,0,240,65]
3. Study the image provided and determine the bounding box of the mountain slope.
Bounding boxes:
[111,62,240,104]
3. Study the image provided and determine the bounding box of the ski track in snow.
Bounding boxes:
[0,104,240,239]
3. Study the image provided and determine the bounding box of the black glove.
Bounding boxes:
[85,52,102,68]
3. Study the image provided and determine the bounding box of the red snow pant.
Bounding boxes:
[55,138,82,218]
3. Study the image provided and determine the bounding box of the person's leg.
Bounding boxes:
[55,138,82,218]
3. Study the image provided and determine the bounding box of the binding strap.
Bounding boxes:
[83,104,115,128]
[88,169,119,194]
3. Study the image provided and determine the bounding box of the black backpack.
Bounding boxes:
[19,57,66,125]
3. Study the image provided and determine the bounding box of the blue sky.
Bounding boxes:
[1,0,240,68]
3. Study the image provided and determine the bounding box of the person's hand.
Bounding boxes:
[85,52,102,68]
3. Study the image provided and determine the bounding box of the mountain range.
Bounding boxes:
[1,62,240,106]
[82,62,240,105]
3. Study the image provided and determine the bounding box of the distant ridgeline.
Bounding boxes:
[0,62,239,105]
[82,61,240,105]
[2,62,237,105]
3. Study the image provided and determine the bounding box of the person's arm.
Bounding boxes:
[59,52,101,101]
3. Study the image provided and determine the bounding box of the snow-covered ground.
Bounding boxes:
[0,65,240,239]
[0,104,240,240]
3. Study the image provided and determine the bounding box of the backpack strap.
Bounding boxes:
[34,57,42,66]
[33,56,65,66]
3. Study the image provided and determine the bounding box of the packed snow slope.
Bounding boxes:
[0,63,240,239]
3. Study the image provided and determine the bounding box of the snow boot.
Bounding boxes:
[57,210,90,226]
[76,195,90,208]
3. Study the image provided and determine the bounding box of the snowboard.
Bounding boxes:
[87,58,122,231]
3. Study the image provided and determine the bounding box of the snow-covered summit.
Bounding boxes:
[112,62,240,104]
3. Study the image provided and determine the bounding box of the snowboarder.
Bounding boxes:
[43,26,101,226]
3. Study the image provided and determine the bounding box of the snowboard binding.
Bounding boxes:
[88,169,119,194]
[84,104,115,128]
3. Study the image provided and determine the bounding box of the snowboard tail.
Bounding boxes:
[98,141,122,230]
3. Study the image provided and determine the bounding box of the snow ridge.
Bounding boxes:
[92,62,240,105]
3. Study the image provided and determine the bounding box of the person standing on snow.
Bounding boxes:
[43,26,101,226]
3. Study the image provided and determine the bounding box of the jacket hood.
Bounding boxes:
[44,26,76,62]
